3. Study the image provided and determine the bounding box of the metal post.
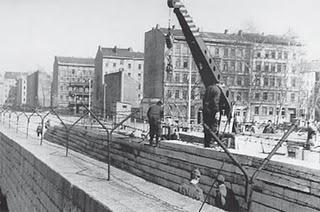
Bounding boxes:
[187,55,192,131]
[103,84,106,119]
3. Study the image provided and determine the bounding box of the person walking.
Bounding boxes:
[306,121,317,150]
[147,100,164,146]
[36,124,42,137]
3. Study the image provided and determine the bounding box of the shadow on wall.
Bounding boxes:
[0,188,9,212]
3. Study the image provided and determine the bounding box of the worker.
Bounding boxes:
[203,84,222,147]
[263,120,275,134]
[178,168,204,201]
[36,124,42,137]
[305,121,317,150]
[147,100,164,146]
[214,174,239,211]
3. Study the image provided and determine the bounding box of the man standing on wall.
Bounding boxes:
[203,84,222,148]
[147,100,164,146]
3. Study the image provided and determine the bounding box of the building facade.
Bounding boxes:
[104,71,141,117]
[142,26,303,124]
[26,71,52,108]
[93,46,144,116]
[16,78,27,106]
[2,72,28,106]
[52,56,94,108]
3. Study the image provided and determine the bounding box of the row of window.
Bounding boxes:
[59,68,93,77]
[255,62,294,73]
[254,106,286,116]
[253,92,296,102]
[166,89,199,100]
[255,51,296,60]
[166,72,199,84]
[173,43,252,60]
[105,61,143,70]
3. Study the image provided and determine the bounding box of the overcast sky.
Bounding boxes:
[1,0,320,74]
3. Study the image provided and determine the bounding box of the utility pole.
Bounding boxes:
[187,55,192,131]
[103,83,106,119]
[88,78,91,117]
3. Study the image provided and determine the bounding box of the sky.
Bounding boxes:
[1,0,320,74]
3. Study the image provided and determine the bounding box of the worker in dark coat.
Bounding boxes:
[203,84,222,147]
[147,101,164,146]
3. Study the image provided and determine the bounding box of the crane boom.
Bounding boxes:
[167,0,232,115]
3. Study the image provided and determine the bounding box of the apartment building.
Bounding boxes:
[142,26,303,124]
[52,56,94,108]
[93,46,144,116]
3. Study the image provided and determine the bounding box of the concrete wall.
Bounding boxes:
[0,131,110,212]
[44,126,320,212]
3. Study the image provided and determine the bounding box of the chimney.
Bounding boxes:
[238,30,243,36]
[156,24,159,29]
[224,29,229,34]
[261,32,265,36]
[113,45,117,53]
[128,47,133,52]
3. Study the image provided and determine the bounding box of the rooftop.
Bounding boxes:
[100,46,144,59]
[55,56,95,66]
[4,72,28,79]
[157,27,301,46]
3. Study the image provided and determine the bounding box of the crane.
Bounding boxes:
[167,0,233,128]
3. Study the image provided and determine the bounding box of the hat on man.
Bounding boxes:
[191,168,201,179]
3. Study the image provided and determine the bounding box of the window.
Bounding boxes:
[244,77,250,86]
[236,76,242,86]
[269,93,274,101]
[265,52,269,59]
[281,108,286,116]
[183,58,189,68]
[263,92,268,100]
[128,63,131,69]
[191,73,196,83]
[270,77,275,87]
[113,63,116,67]
[283,64,287,72]
[269,107,273,116]
[245,62,250,73]
[291,77,296,87]
[271,51,276,59]
[223,61,228,71]
[264,63,269,72]
[174,43,181,55]
[138,64,142,70]
[128,73,131,77]
[254,106,259,115]
[175,90,180,99]
[138,73,141,77]
[278,52,282,59]
[277,64,282,72]
[277,78,282,87]
[224,48,229,57]
[255,92,260,100]
[175,57,181,69]
[271,64,276,72]
[256,62,261,71]
[263,76,269,86]
[183,74,188,83]
[231,48,236,57]
[230,61,235,71]
[243,92,249,101]
[166,72,173,82]
[255,76,261,86]
[245,49,251,58]
[228,76,234,86]
[236,92,241,101]
[256,52,261,58]
[237,62,242,72]
[183,90,187,99]
[138,84,141,90]
[120,60,124,65]
[291,93,295,102]
[175,73,180,83]
[166,90,172,98]
[215,48,220,56]
[262,107,268,115]
[284,52,288,59]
